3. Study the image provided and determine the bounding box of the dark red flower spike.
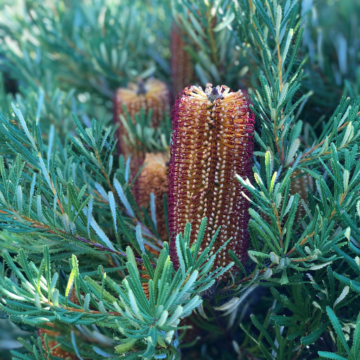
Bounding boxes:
[169,84,255,273]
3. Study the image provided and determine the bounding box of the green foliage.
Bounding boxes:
[318,308,360,360]
[0,213,231,359]
[120,106,171,154]
[171,0,240,87]
[0,0,171,97]
[0,0,360,359]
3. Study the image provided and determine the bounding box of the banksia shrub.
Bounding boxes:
[4,1,360,359]
[113,78,170,157]
[136,152,170,241]
[169,84,255,271]
[171,24,194,97]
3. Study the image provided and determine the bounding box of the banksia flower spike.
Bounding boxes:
[136,152,170,241]
[140,267,152,299]
[290,170,314,221]
[38,289,79,359]
[136,152,170,298]
[171,24,194,98]
[114,78,170,157]
[169,84,255,271]
[38,323,77,359]
[261,170,314,227]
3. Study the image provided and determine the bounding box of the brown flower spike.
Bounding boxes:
[261,170,314,227]
[137,153,169,298]
[38,289,79,359]
[38,323,77,359]
[169,84,255,271]
[136,152,170,241]
[113,78,170,158]
[290,170,314,221]
[171,24,194,97]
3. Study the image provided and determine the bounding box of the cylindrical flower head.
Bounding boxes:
[261,170,314,226]
[113,78,170,157]
[136,152,170,241]
[290,170,314,221]
[141,247,160,299]
[171,24,194,98]
[141,266,151,299]
[38,323,77,359]
[169,84,255,271]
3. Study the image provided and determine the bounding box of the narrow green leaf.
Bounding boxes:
[326,306,351,354]
[301,322,328,346]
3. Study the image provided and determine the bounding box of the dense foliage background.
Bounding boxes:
[0,0,360,359]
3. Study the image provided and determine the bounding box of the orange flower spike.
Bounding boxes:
[171,24,194,97]
[38,323,77,359]
[169,84,255,272]
[290,170,314,221]
[113,78,170,157]
[136,152,170,241]
[262,171,314,226]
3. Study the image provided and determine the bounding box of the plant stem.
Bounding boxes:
[277,43,283,91]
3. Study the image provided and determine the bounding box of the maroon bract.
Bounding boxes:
[169,84,254,273]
